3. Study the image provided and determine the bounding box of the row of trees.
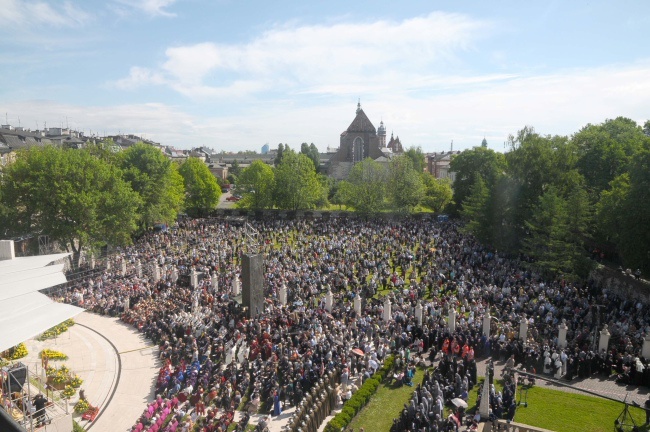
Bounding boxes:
[235,146,453,215]
[453,117,650,279]
[0,143,220,264]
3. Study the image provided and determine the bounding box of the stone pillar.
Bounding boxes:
[135,259,142,278]
[121,259,127,276]
[325,289,333,313]
[353,293,361,316]
[448,308,456,333]
[482,312,491,338]
[558,319,568,349]
[124,297,130,311]
[190,268,198,288]
[211,272,218,291]
[599,325,611,353]
[106,259,111,270]
[0,240,15,260]
[171,267,179,283]
[383,296,392,322]
[642,334,650,359]
[232,274,241,296]
[90,255,96,270]
[479,366,491,420]
[152,263,160,283]
[519,315,528,342]
[415,302,423,326]
[279,283,287,306]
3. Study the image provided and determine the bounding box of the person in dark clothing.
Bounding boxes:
[33,394,47,426]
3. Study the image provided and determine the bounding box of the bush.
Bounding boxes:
[40,349,69,361]
[324,355,395,432]
[74,399,90,413]
[8,343,28,360]
[62,385,76,399]
[71,375,84,388]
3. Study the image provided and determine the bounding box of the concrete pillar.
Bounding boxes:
[0,240,15,260]
[415,302,423,326]
[482,312,491,338]
[106,259,111,270]
[279,283,287,306]
[152,263,160,283]
[448,308,456,333]
[383,297,392,322]
[479,366,491,420]
[232,274,241,296]
[211,272,218,291]
[171,267,179,283]
[90,254,96,269]
[519,316,529,342]
[190,268,198,288]
[353,293,361,316]
[135,259,142,278]
[325,290,333,313]
[642,334,650,359]
[558,319,568,349]
[599,325,611,353]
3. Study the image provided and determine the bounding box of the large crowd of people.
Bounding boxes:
[56,216,650,432]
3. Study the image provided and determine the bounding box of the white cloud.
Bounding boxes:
[113,0,178,17]
[0,0,91,27]
[115,12,490,98]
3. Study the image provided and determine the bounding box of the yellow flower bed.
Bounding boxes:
[40,349,69,360]
[9,343,28,360]
[38,319,75,341]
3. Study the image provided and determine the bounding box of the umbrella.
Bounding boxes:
[351,348,364,356]
[450,398,468,409]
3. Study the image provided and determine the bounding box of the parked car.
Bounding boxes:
[226,195,241,202]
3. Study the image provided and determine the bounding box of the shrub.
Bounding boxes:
[40,349,69,361]
[9,343,28,360]
[74,399,90,413]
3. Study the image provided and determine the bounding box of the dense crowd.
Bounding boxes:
[57,216,650,432]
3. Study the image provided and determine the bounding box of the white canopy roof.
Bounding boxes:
[0,252,84,353]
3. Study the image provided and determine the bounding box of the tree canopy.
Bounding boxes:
[273,152,323,210]
[235,160,275,210]
[340,158,387,215]
[178,157,221,216]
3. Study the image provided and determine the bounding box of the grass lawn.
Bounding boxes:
[466,378,648,432]
[347,368,426,432]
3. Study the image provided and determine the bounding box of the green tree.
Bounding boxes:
[404,146,426,173]
[343,158,386,215]
[1,146,141,266]
[119,143,185,229]
[273,153,323,210]
[618,147,650,272]
[300,143,321,173]
[450,146,506,210]
[421,173,453,213]
[460,175,491,243]
[235,160,275,210]
[230,159,242,176]
[596,173,630,246]
[386,155,424,212]
[644,120,650,137]
[178,158,221,216]
[274,143,285,166]
[573,117,648,195]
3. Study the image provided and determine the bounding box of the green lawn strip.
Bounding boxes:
[347,368,425,432]
[466,378,647,432]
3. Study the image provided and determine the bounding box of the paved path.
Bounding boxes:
[22,312,159,432]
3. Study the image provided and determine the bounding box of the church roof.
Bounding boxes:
[346,108,376,134]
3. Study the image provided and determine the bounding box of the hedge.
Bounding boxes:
[323,355,395,432]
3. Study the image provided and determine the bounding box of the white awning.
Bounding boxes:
[0,252,84,353]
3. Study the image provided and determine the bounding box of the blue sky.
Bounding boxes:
[1,0,649,152]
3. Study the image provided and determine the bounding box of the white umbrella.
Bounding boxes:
[451,398,468,409]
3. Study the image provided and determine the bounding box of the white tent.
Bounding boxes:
[0,243,84,353]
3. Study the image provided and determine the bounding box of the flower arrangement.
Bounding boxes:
[70,375,84,388]
[8,343,28,360]
[74,399,90,414]
[40,349,69,361]
[62,385,76,399]
[0,357,9,367]
[47,365,72,385]
[38,319,75,341]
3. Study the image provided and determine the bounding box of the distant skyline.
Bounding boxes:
[1,0,649,152]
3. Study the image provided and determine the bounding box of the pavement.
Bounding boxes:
[21,311,159,432]
[20,316,650,432]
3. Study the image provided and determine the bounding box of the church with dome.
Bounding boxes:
[327,102,404,179]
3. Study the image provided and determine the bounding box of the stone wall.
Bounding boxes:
[589,265,650,304]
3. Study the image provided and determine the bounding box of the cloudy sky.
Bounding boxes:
[1,0,649,152]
